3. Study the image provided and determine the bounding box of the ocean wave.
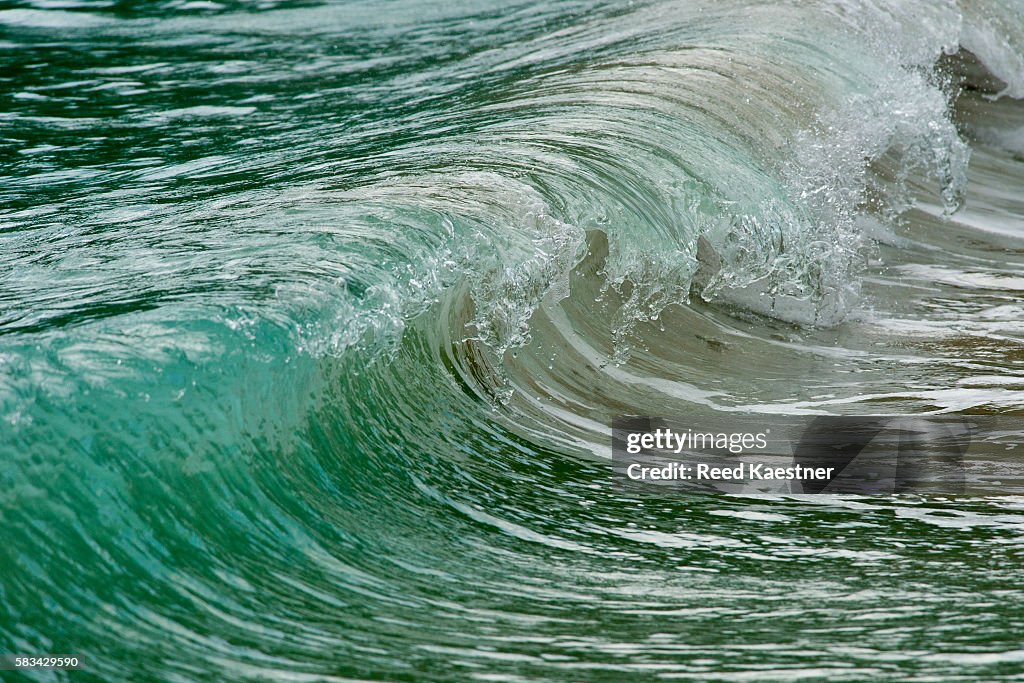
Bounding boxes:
[3,0,1024,679]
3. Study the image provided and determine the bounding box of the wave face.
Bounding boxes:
[3,0,1024,679]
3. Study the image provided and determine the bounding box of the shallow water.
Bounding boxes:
[2,0,1024,680]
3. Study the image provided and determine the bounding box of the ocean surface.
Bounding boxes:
[2,0,1024,680]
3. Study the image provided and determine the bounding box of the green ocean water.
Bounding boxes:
[3,0,1024,680]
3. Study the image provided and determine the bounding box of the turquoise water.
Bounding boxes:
[3,0,1024,680]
